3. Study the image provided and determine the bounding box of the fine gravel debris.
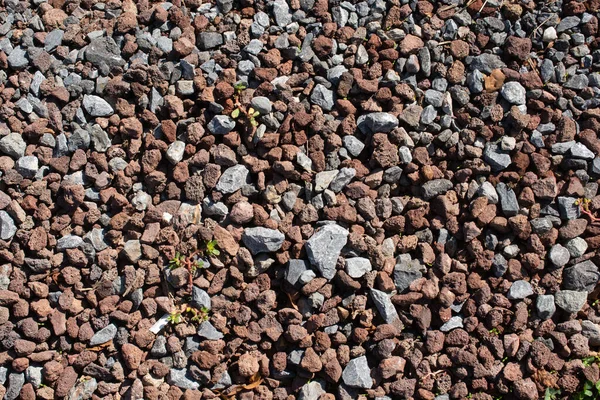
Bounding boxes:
[0,0,600,399]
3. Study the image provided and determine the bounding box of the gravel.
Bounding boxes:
[0,0,597,398]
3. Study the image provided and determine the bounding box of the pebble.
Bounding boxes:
[305,224,349,280]
[507,280,534,300]
[82,95,114,117]
[555,290,588,314]
[342,356,372,389]
[242,227,285,254]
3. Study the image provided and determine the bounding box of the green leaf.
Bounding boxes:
[253,111,260,117]
[251,119,258,127]
[231,108,240,118]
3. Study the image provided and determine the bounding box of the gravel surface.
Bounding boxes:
[0,0,599,399]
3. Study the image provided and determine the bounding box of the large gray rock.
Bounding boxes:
[285,259,310,287]
[342,356,372,389]
[483,143,512,171]
[198,32,224,50]
[305,224,349,279]
[208,115,236,135]
[496,182,519,217]
[83,95,114,117]
[242,227,285,254]
[536,294,556,320]
[310,84,334,111]
[507,280,533,300]
[582,320,600,346]
[393,256,422,292]
[563,260,600,293]
[298,381,326,400]
[191,286,211,310]
[7,47,28,69]
[0,211,17,240]
[363,112,399,133]
[16,156,39,178]
[500,81,526,105]
[555,290,588,313]
[216,165,249,193]
[89,324,117,346]
[470,53,506,74]
[345,258,372,278]
[440,316,463,332]
[0,133,26,159]
[122,240,142,263]
[86,37,126,68]
[421,179,453,200]
[197,321,223,340]
[370,288,401,327]
[5,373,24,400]
[168,369,199,390]
[272,0,292,26]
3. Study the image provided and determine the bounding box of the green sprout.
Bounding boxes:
[574,380,600,400]
[233,82,247,94]
[169,252,185,270]
[545,387,561,400]
[205,240,220,257]
[167,311,182,325]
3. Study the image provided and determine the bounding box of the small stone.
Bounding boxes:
[315,170,339,191]
[7,47,28,69]
[83,95,113,117]
[122,240,142,263]
[563,260,600,293]
[273,0,292,26]
[310,84,334,111]
[242,227,285,255]
[537,295,556,320]
[56,235,83,251]
[549,244,570,267]
[208,115,236,135]
[507,280,533,300]
[566,237,588,258]
[370,289,401,327]
[496,182,519,217]
[570,142,595,159]
[342,356,372,389]
[298,381,326,400]
[329,168,355,192]
[345,258,372,279]
[16,156,39,178]
[483,143,512,171]
[343,136,365,156]
[250,97,272,114]
[168,369,199,390]
[500,81,526,105]
[363,112,399,133]
[216,165,249,194]
[421,179,453,200]
[440,316,463,332]
[5,373,25,400]
[0,133,26,159]
[197,321,223,340]
[89,324,117,346]
[286,259,310,287]
[0,211,17,240]
[555,290,588,313]
[166,141,185,164]
[543,27,557,41]
[191,286,211,310]
[581,321,600,346]
[198,32,223,50]
[556,16,581,32]
[306,224,349,280]
[564,74,589,90]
